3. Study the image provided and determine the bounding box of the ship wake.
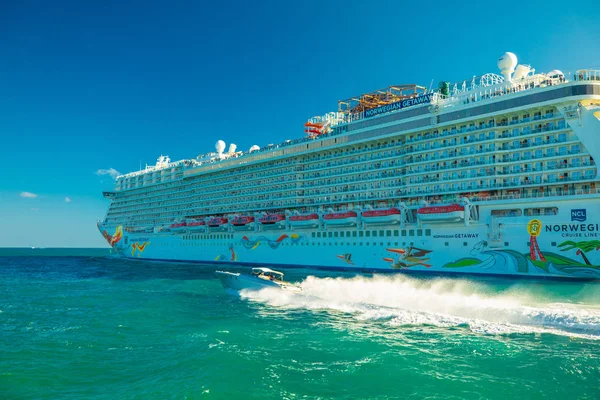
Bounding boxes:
[240,275,600,339]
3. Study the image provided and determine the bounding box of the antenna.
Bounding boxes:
[429,79,434,93]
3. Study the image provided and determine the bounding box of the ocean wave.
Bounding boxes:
[239,275,600,340]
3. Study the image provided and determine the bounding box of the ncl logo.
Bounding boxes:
[571,209,587,222]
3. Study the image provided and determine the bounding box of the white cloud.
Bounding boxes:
[20,191,38,198]
[96,168,121,179]
[65,197,72,203]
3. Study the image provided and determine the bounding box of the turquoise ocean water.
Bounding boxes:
[1,249,599,399]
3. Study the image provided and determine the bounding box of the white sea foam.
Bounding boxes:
[239,275,600,339]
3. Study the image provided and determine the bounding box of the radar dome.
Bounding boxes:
[249,145,260,153]
[215,140,226,154]
[228,143,237,154]
[513,64,531,81]
[498,52,518,82]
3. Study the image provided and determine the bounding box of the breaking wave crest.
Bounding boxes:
[239,275,600,339]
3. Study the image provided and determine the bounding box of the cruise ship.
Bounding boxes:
[98,52,600,280]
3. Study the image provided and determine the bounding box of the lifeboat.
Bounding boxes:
[361,208,401,225]
[127,226,147,234]
[323,211,358,227]
[186,219,206,231]
[258,214,286,229]
[153,225,169,234]
[231,216,255,230]
[287,213,320,229]
[417,204,464,222]
[207,217,229,230]
[169,221,187,233]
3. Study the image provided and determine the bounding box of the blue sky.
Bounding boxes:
[1,0,599,247]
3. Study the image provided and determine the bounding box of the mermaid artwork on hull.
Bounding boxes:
[383,247,432,269]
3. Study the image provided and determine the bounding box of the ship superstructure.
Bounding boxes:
[99,53,600,280]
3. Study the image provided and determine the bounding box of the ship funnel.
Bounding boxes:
[215,140,226,154]
[498,52,518,82]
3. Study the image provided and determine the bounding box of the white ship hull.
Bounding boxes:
[259,222,286,230]
[417,211,465,222]
[324,217,358,227]
[362,214,402,225]
[99,196,600,280]
[231,223,255,231]
[288,220,319,228]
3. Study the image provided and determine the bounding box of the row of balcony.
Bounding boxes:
[113,114,566,196]
[107,169,597,222]
[121,127,575,208]
[109,145,593,214]
[110,149,593,214]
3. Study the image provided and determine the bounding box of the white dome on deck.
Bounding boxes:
[215,140,226,154]
[547,69,564,78]
[498,52,518,82]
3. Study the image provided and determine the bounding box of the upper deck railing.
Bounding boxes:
[437,69,600,109]
[115,159,191,181]
[114,69,600,185]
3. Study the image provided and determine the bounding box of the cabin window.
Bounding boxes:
[386,230,392,237]
[366,231,371,237]
[417,229,423,236]
[379,230,384,237]
[373,231,377,237]
[425,229,431,236]
[352,231,357,237]
[524,207,557,216]
[359,231,364,237]
[334,232,339,238]
[401,230,407,236]
[393,230,399,236]
[409,230,414,236]
[445,242,449,246]
[491,209,522,217]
